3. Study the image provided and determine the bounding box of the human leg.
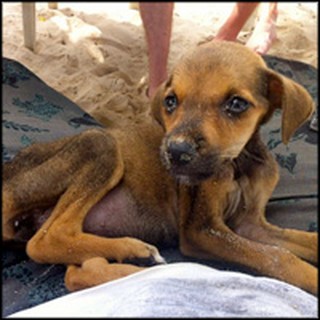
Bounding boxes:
[139,2,174,98]
[246,2,278,54]
[215,2,260,41]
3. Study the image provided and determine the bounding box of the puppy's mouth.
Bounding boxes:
[160,138,232,184]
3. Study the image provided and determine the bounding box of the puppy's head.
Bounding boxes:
[152,41,314,183]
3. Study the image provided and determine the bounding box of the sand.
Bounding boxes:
[2,2,318,126]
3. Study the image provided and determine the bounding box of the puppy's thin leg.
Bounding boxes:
[2,132,99,239]
[26,160,164,267]
[182,222,317,295]
[235,216,318,264]
[3,137,74,240]
[230,160,317,264]
[179,181,317,295]
[3,136,74,182]
[65,257,145,291]
[24,130,164,269]
[3,146,76,240]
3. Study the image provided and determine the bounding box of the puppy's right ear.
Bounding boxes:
[151,82,166,127]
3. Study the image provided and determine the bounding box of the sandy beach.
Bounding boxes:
[2,2,318,125]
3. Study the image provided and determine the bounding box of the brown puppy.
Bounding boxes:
[3,41,317,295]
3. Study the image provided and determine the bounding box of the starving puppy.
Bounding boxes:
[3,41,317,294]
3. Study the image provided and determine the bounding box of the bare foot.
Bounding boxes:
[147,84,159,99]
[198,35,244,47]
[246,13,277,54]
[214,28,239,42]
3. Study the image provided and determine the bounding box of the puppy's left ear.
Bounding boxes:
[266,69,315,144]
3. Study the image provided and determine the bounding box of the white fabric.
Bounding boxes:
[8,262,317,318]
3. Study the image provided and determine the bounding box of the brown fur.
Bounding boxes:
[3,41,317,294]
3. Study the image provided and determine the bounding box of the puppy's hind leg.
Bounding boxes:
[3,135,74,182]
[2,130,107,239]
[2,136,78,240]
[65,257,145,291]
[25,129,165,270]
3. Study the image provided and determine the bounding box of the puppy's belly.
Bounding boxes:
[83,185,178,247]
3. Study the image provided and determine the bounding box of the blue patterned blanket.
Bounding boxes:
[2,56,318,316]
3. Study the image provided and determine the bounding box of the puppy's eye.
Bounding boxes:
[224,96,250,115]
[163,93,178,114]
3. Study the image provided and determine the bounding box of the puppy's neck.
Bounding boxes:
[233,132,268,180]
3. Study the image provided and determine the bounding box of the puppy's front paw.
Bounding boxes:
[120,238,166,266]
[124,245,166,266]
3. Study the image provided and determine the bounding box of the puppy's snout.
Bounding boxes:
[167,140,195,166]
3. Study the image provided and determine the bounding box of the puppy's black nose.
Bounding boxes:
[167,140,195,166]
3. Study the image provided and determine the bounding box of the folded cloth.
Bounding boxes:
[8,263,318,318]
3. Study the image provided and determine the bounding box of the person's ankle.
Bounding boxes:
[146,86,153,99]
[215,25,239,42]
